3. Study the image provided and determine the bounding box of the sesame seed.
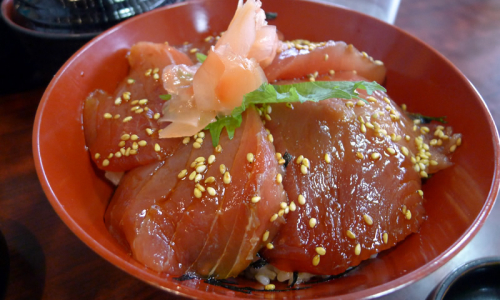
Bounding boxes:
[193,142,202,149]
[94,153,100,159]
[204,176,215,184]
[104,113,112,119]
[301,158,310,168]
[154,113,160,120]
[189,48,198,53]
[195,156,205,162]
[207,187,216,196]
[251,196,261,203]
[121,134,131,141]
[189,171,196,181]
[267,134,274,143]
[144,69,152,76]
[354,244,361,256]
[296,155,304,164]
[177,169,187,179]
[262,230,270,242]
[363,214,373,225]
[289,201,296,211]
[102,159,110,167]
[123,116,133,123]
[371,152,381,160]
[215,145,222,153]
[430,160,438,166]
[135,108,144,114]
[276,173,282,184]
[450,145,457,152]
[275,153,282,160]
[383,233,388,244]
[387,147,396,155]
[270,214,278,222]
[365,122,374,129]
[278,202,287,210]
[195,184,206,192]
[278,158,286,165]
[366,96,377,103]
[247,153,255,163]
[300,165,308,175]
[223,172,231,184]
[122,92,131,100]
[401,146,409,156]
[138,140,147,147]
[194,174,202,183]
[118,141,126,148]
[298,194,306,205]
[182,137,190,144]
[115,97,122,105]
[309,218,317,228]
[312,254,320,266]
[132,142,139,150]
[195,138,204,144]
[196,165,207,173]
[266,243,274,250]
[356,152,364,159]
[417,190,424,197]
[329,69,335,75]
[115,152,122,158]
[405,209,412,220]
[346,230,356,239]
[324,54,329,61]
[194,188,202,199]
[316,247,326,256]
[456,137,462,146]
[265,284,275,291]
[383,97,391,104]
[405,135,411,141]
[219,164,226,174]
[345,101,354,108]
[420,171,428,178]
[324,153,331,163]
[108,153,114,159]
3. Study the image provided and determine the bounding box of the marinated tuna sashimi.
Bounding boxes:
[80,0,465,290]
[84,42,193,172]
[264,40,386,84]
[260,75,461,275]
[105,108,287,278]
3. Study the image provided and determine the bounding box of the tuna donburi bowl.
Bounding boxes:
[33,0,500,298]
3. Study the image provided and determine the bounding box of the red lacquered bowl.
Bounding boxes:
[33,0,500,299]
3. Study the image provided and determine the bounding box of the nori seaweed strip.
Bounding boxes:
[283,152,292,168]
[288,271,299,288]
[304,266,358,285]
[408,113,447,124]
[205,278,311,294]
[249,258,268,269]
[174,273,199,281]
[265,12,277,20]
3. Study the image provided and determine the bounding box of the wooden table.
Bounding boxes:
[1,0,499,299]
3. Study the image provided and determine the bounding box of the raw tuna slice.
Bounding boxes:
[104,108,287,278]
[260,76,460,275]
[264,40,386,84]
[84,42,193,172]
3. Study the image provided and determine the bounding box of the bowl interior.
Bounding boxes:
[33,0,500,299]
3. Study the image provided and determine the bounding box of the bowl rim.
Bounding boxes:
[32,0,500,299]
